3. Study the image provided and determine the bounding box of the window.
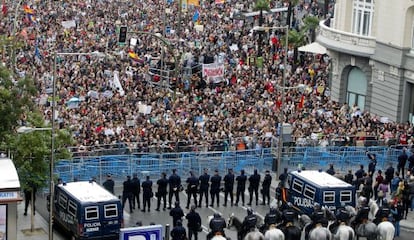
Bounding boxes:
[352,0,374,36]
[68,201,77,217]
[85,206,99,220]
[104,204,118,218]
[292,179,304,194]
[58,194,68,208]
[340,191,353,203]
[303,185,316,200]
[347,67,367,111]
[323,191,335,203]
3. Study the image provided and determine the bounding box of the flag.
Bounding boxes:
[34,39,42,63]
[298,94,305,109]
[23,5,34,14]
[192,9,200,22]
[128,50,140,61]
[28,13,37,24]
[188,0,199,6]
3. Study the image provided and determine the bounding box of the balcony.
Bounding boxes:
[316,20,376,57]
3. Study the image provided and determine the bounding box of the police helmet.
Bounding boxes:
[214,213,221,218]
[247,207,254,215]
[314,202,321,209]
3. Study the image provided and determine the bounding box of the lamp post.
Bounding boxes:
[252,25,289,177]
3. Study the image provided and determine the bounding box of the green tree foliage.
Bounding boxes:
[302,16,320,43]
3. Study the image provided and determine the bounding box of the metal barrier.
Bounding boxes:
[55,145,413,184]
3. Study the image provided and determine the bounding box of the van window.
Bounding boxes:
[292,179,304,194]
[85,206,99,220]
[303,185,315,200]
[340,191,352,203]
[59,194,68,208]
[68,200,77,217]
[104,204,118,218]
[323,191,335,203]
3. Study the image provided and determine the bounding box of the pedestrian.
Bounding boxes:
[378,179,389,199]
[385,163,395,188]
[24,183,37,216]
[373,170,384,200]
[408,150,414,172]
[326,163,335,175]
[344,169,354,185]
[170,220,186,240]
[401,180,411,219]
[168,169,181,209]
[235,169,247,206]
[210,169,222,207]
[186,171,199,209]
[141,175,153,212]
[248,169,261,206]
[354,165,365,188]
[389,199,404,237]
[391,172,402,195]
[122,175,134,213]
[261,170,272,205]
[102,174,115,194]
[170,201,184,227]
[279,168,288,187]
[185,205,202,240]
[223,168,235,207]
[198,168,210,208]
[367,153,377,178]
[156,172,168,211]
[131,173,141,210]
[398,148,408,179]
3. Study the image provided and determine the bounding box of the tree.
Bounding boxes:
[286,0,300,28]
[254,0,270,57]
[302,16,320,43]
[281,28,307,64]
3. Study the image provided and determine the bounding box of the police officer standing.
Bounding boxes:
[261,170,272,205]
[170,201,184,227]
[264,206,282,230]
[235,169,247,206]
[352,197,370,227]
[141,175,153,212]
[186,171,199,209]
[248,169,260,206]
[185,205,202,240]
[210,169,222,207]
[103,174,115,194]
[208,213,226,239]
[280,207,301,240]
[198,168,210,208]
[131,173,141,210]
[170,220,187,240]
[168,169,181,209]
[242,207,258,236]
[156,172,168,211]
[223,168,235,207]
[122,175,134,213]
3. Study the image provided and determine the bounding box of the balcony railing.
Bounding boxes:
[317,20,376,57]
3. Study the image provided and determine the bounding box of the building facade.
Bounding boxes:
[317,0,414,123]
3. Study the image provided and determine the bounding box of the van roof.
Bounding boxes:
[58,181,118,203]
[290,170,352,188]
[0,158,20,190]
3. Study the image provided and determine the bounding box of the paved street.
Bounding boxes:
[32,181,414,240]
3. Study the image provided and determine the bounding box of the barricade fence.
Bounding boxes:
[54,145,412,186]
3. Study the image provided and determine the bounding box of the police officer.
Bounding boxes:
[141,175,153,212]
[122,175,134,213]
[235,169,247,206]
[242,208,258,236]
[281,203,299,224]
[186,205,202,240]
[352,197,370,227]
[261,170,272,205]
[374,204,390,225]
[170,220,187,240]
[156,172,168,211]
[264,206,282,228]
[330,205,351,233]
[170,201,184,227]
[186,171,199,209]
[209,213,226,239]
[210,169,222,207]
[223,168,235,207]
[280,211,301,240]
[103,174,115,194]
[168,169,181,209]
[310,203,328,227]
[131,173,141,210]
[248,169,260,206]
[198,168,210,208]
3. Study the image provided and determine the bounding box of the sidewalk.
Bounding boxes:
[16,201,63,240]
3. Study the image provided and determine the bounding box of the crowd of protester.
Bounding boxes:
[1,0,414,154]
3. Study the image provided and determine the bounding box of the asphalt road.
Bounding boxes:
[36,186,413,240]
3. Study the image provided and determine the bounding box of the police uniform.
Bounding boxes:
[264,208,282,227]
[261,171,272,205]
[168,170,181,209]
[198,170,210,207]
[353,204,370,226]
[156,173,168,211]
[186,172,199,209]
[248,170,260,206]
[170,203,184,227]
[209,213,226,237]
[223,169,235,206]
[242,210,258,233]
[141,176,152,212]
[210,171,222,207]
[131,174,141,209]
[235,170,247,206]
[374,206,390,224]
[171,220,187,240]
[122,176,134,213]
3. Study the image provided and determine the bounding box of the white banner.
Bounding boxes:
[61,20,76,29]
[202,63,224,78]
[112,71,125,96]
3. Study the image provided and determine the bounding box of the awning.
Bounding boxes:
[298,42,327,55]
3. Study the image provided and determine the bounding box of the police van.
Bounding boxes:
[287,170,356,214]
[51,181,123,239]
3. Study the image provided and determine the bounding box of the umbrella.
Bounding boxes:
[298,42,327,55]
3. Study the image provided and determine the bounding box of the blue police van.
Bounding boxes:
[287,170,356,214]
[51,181,123,239]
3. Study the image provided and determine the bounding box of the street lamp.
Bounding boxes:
[16,126,52,134]
[252,25,289,177]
